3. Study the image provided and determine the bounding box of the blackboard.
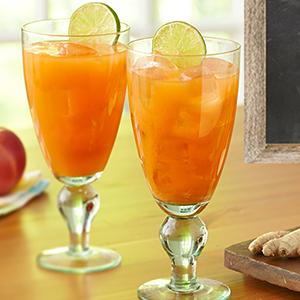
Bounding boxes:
[266,0,300,143]
[245,0,300,163]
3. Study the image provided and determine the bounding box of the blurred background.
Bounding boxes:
[0,0,244,129]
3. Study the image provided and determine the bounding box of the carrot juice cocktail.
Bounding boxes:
[23,41,126,177]
[129,52,239,205]
[22,2,130,274]
[128,22,240,299]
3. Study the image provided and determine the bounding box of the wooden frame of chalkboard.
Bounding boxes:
[245,0,300,163]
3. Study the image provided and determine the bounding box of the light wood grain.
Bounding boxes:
[244,0,267,163]
[1,108,300,299]
[244,0,300,163]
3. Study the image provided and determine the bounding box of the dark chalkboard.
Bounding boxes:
[266,0,300,143]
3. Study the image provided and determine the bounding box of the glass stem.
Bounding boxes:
[160,215,208,293]
[57,184,100,256]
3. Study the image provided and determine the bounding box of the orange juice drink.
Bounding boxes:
[128,57,239,205]
[23,41,127,177]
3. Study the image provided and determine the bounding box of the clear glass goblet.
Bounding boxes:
[22,19,129,273]
[127,36,240,299]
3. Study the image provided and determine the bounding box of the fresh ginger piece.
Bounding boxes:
[262,238,281,256]
[263,229,300,257]
[248,231,289,255]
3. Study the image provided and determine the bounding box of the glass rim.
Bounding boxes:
[21,18,130,38]
[127,36,241,58]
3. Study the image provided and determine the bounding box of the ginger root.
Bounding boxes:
[248,230,300,257]
[263,229,300,257]
[248,231,289,255]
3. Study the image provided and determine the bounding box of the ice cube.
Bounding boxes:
[176,60,227,138]
[58,42,97,56]
[173,105,201,139]
[199,74,218,102]
[202,58,238,78]
[180,63,212,81]
[132,56,179,80]
[198,96,223,137]
[94,43,119,55]
[28,41,97,56]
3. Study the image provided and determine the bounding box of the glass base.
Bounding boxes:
[156,200,209,217]
[57,173,103,186]
[138,278,231,300]
[37,246,121,274]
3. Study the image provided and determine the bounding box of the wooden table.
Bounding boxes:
[2,108,300,300]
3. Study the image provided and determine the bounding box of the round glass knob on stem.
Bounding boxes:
[37,180,121,274]
[137,216,230,300]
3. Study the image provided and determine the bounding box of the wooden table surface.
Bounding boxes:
[2,107,300,300]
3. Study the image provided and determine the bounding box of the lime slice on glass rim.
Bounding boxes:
[68,2,121,44]
[152,21,207,68]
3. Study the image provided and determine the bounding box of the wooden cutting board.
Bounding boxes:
[224,239,300,292]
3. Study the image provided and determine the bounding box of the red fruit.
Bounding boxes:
[0,128,26,195]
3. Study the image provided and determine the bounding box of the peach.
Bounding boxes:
[0,128,26,195]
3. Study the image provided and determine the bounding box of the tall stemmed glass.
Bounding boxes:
[22,19,129,273]
[128,37,240,299]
